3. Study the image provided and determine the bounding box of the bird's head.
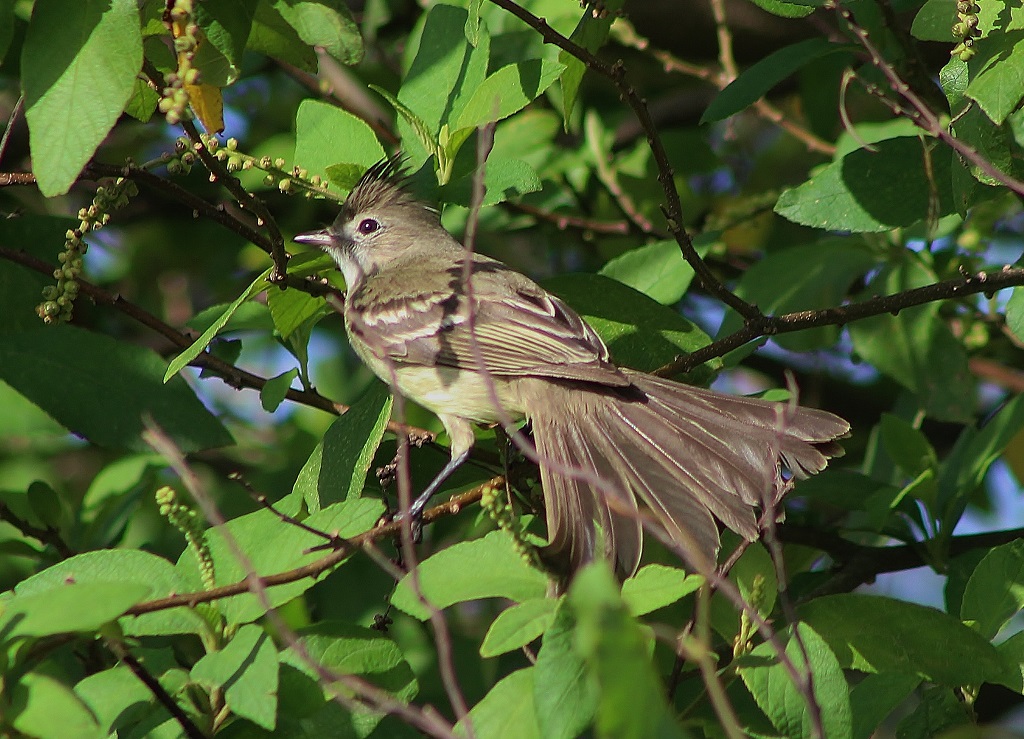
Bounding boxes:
[293,156,443,289]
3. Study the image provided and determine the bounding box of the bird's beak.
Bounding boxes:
[293,228,334,249]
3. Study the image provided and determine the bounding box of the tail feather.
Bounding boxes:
[522,371,849,578]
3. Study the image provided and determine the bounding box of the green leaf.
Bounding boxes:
[0,581,151,642]
[454,59,564,130]
[290,382,393,513]
[272,0,363,65]
[10,673,104,739]
[702,39,847,123]
[281,621,418,735]
[599,238,707,306]
[261,368,299,412]
[247,0,318,72]
[775,137,956,232]
[75,666,155,735]
[936,393,1024,520]
[12,549,206,637]
[293,100,386,185]
[480,598,558,657]
[396,3,488,160]
[22,0,142,196]
[124,76,159,121]
[164,268,271,382]
[267,285,328,339]
[966,34,1024,125]
[534,600,597,739]
[458,668,540,739]
[440,157,542,207]
[799,593,1011,686]
[192,624,279,731]
[849,672,921,739]
[894,685,971,738]
[912,0,956,41]
[192,0,254,86]
[724,239,876,352]
[370,84,438,162]
[960,540,1024,639]
[879,414,937,477]
[569,563,685,739]
[1006,286,1024,342]
[0,325,231,452]
[740,622,852,739]
[558,2,623,126]
[950,104,1016,187]
[849,261,975,422]
[392,530,548,619]
[177,498,384,625]
[747,0,816,18]
[621,564,702,616]
[542,273,715,380]
[712,543,778,640]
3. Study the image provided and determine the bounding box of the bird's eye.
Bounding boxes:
[357,218,380,235]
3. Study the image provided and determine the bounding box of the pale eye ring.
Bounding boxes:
[357,218,380,235]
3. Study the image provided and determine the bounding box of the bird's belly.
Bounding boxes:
[386,363,524,425]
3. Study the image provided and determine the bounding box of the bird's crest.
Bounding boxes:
[342,155,420,218]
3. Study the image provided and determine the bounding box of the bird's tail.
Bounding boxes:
[523,370,849,579]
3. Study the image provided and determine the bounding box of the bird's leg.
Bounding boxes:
[394,414,477,528]
[404,447,471,521]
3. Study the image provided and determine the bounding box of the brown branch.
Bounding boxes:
[486,0,761,320]
[658,266,1024,376]
[124,479,493,616]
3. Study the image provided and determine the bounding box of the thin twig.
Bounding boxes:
[106,637,206,739]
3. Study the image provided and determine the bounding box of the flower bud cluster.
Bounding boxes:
[209,137,331,199]
[37,176,138,324]
[951,0,982,61]
[156,486,216,591]
[158,0,199,125]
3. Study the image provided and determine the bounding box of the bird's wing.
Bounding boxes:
[347,260,630,387]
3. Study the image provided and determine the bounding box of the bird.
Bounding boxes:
[294,158,849,579]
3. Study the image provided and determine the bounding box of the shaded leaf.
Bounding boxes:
[0,325,231,452]
[534,600,597,739]
[702,39,848,123]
